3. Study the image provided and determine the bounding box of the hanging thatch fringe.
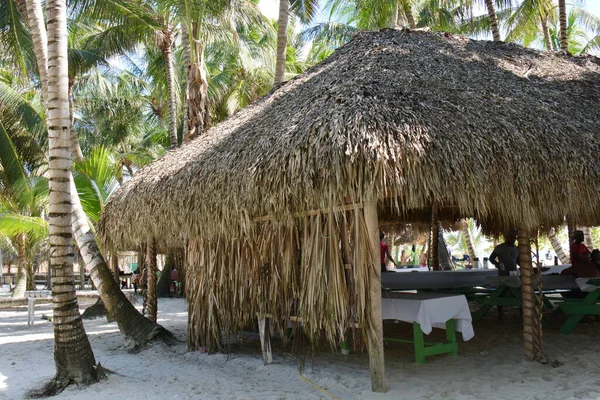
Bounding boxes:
[186,210,372,351]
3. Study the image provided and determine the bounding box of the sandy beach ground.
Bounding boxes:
[1,291,600,400]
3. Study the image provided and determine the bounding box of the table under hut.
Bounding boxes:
[98,29,600,393]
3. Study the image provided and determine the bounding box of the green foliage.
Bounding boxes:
[73,146,121,223]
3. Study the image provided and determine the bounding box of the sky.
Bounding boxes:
[258,0,600,27]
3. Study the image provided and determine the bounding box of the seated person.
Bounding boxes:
[561,231,599,278]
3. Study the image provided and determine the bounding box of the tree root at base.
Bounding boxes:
[26,364,111,398]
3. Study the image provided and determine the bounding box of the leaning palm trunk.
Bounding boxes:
[484,0,501,42]
[11,234,27,298]
[558,0,568,52]
[182,22,210,144]
[110,253,119,284]
[43,0,98,392]
[548,228,569,264]
[68,80,85,162]
[160,29,178,149]
[274,0,290,85]
[21,0,49,102]
[71,178,175,347]
[145,239,157,322]
[462,219,476,264]
[581,227,594,251]
[539,12,552,51]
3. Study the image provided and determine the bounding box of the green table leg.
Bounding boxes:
[341,339,350,355]
[412,322,426,364]
[445,319,458,356]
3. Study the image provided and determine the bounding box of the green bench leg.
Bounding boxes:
[413,322,426,364]
[559,289,600,334]
[560,316,583,334]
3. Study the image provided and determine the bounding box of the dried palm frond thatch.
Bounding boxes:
[99,29,600,250]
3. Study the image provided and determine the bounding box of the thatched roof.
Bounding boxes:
[99,29,600,250]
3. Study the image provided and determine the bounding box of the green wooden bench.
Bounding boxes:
[472,284,555,322]
[384,319,458,363]
[558,280,600,334]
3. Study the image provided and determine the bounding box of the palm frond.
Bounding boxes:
[0,213,48,241]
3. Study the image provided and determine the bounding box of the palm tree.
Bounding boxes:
[274,0,319,84]
[43,0,98,392]
[0,75,47,297]
[558,0,567,51]
[15,0,175,347]
[145,238,157,321]
[79,0,178,147]
[505,0,553,50]
[176,0,274,142]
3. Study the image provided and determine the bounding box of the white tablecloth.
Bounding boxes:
[381,293,474,341]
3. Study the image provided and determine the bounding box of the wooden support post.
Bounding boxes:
[341,217,355,353]
[363,198,387,393]
[258,317,273,365]
[518,229,536,361]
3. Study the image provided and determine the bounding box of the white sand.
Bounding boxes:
[1,291,600,400]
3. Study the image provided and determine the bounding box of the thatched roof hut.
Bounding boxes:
[99,29,600,392]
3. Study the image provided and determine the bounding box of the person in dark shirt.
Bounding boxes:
[380,232,398,272]
[489,231,519,276]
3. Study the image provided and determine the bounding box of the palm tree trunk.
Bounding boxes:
[181,24,190,143]
[46,0,98,391]
[428,204,439,270]
[401,0,416,29]
[26,261,36,290]
[145,239,157,321]
[558,0,568,52]
[547,228,569,264]
[182,22,210,144]
[274,0,290,85]
[437,224,452,270]
[71,177,174,347]
[539,12,552,51]
[484,0,501,42]
[24,0,49,102]
[518,229,546,362]
[11,234,27,298]
[156,251,173,297]
[161,32,178,149]
[110,253,120,284]
[68,79,85,162]
[462,219,476,264]
[581,227,594,250]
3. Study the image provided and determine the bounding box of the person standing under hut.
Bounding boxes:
[380,232,399,272]
[489,230,519,276]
